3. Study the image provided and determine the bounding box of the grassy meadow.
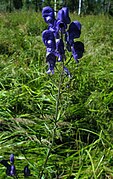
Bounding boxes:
[0,10,113,178]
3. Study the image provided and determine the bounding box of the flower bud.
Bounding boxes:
[10,154,14,164]
[10,165,16,176]
[24,165,31,177]
[46,52,56,74]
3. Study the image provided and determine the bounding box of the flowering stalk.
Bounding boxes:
[40,6,84,178]
[39,32,65,179]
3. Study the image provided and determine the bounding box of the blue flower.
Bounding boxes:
[56,39,65,61]
[24,165,31,177]
[69,21,81,38]
[61,7,71,24]
[10,165,16,176]
[10,154,14,164]
[42,6,55,25]
[71,41,84,63]
[66,21,81,47]
[57,7,70,26]
[42,30,56,53]
[55,19,67,35]
[46,52,56,74]
[56,7,70,35]
[55,7,70,35]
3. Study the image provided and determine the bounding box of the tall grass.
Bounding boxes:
[0,11,113,178]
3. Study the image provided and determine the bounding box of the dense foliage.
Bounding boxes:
[0,10,113,178]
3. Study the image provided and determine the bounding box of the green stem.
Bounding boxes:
[55,62,64,122]
[39,62,64,179]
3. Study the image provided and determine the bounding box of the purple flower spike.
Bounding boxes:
[41,6,84,74]
[10,154,14,164]
[46,52,56,74]
[10,165,16,176]
[42,30,56,52]
[42,6,55,25]
[71,41,84,63]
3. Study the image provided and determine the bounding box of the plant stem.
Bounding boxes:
[39,62,64,179]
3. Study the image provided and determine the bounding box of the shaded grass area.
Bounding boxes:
[0,11,113,178]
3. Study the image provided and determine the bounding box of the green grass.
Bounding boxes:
[0,11,113,178]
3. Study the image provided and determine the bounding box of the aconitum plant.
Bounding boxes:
[0,154,31,178]
[39,7,84,178]
[42,6,84,74]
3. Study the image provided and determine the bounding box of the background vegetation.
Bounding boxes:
[0,7,113,179]
[0,0,113,16]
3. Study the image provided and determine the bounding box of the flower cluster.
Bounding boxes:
[42,6,84,74]
[0,154,31,177]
